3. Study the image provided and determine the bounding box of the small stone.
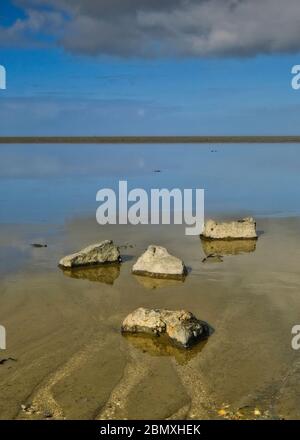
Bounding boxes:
[202,253,223,263]
[0,357,17,365]
[59,240,121,268]
[201,217,257,240]
[31,243,47,248]
[21,403,34,414]
[132,245,187,279]
[43,410,53,418]
[121,307,210,348]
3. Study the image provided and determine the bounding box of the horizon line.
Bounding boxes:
[1,135,300,144]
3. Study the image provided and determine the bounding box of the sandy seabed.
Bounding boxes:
[0,217,300,420]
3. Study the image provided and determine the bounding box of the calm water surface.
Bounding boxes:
[1,143,300,222]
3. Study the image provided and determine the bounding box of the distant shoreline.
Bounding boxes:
[1,136,300,144]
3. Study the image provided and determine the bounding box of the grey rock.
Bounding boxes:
[132,245,187,279]
[201,217,257,240]
[59,240,121,268]
[121,307,209,348]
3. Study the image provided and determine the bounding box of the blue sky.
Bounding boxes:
[1,0,300,135]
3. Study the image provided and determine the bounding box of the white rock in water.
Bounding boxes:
[132,245,187,279]
[201,217,257,240]
[59,240,121,268]
[121,307,209,348]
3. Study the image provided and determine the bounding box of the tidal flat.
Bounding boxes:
[1,143,300,419]
[0,218,300,419]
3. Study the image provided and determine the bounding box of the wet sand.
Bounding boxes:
[1,216,300,419]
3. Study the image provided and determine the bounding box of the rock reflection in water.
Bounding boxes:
[133,275,185,290]
[201,238,257,256]
[123,333,208,365]
[61,264,120,285]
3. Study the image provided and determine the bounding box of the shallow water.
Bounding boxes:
[1,143,300,223]
[1,144,300,419]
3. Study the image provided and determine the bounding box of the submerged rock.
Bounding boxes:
[59,240,121,268]
[121,307,209,348]
[201,217,257,240]
[132,245,187,279]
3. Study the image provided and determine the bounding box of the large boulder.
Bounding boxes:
[121,307,209,348]
[201,217,257,240]
[59,240,121,268]
[132,245,187,279]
